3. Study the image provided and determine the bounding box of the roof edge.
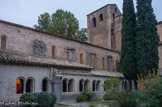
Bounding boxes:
[157,21,162,25]
[0,19,120,54]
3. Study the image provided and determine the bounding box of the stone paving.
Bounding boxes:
[56,101,110,107]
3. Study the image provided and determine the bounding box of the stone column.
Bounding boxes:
[95,81,97,91]
[23,80,26,93]
[66,80,69,92]
[131,80,135,91]
[52,74,62,102]
[126,80,130,91]
[82,81,85,92]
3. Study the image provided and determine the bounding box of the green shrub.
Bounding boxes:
[114,92,138,107]
[139,76,162,107]
[76,94,88,102]
[19,93,35,107]
[50,93,57,107]
[103,93,115,100]
[37,92,52,107]
[33,93,39,103]
[76,91,94,102]
[83,91,94,101]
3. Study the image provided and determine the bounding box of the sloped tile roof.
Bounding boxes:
[91,70,124,78]
[0,51,92,69]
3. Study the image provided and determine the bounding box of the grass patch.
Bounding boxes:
[88,98,118,106]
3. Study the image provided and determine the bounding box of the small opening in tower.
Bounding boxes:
[113,13,115,23]
[99,14,103,21]
[115,8,117,13]
[92,17,96,27]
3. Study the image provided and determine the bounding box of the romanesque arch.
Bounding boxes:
[92,80,96,91]
[42,78,49,92]
[96,80,101,91]
[26,78,34,93]
[84,79,90,91]
[68,79,74,92]
[16,77,25,94]
[62,78,68,92]
[79,79,84,92]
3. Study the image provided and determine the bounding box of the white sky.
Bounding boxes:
[0,0,161,28]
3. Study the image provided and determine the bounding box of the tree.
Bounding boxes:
[34,9,88,42]
[136,0,159,75]
[120,0,137,80]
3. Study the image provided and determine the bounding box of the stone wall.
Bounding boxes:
[0,64,51,101]
[0,21,120,71]
[157,22,162,41]
[87,4,121,50]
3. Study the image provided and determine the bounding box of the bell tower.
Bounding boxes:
[87,4,122,52]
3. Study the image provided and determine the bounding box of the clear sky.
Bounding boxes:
[0,0,161,28]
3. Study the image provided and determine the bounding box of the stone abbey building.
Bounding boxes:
[0,4,162,102]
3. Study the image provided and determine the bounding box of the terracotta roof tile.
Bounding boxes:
[0,51,92,69]
[91,70,124,78]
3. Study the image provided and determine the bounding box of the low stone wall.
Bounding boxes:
[60,91,105,101]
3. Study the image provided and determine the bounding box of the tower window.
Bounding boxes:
[80,53,83,64]
[92,17,96,27]
[102,57,105,69]
[1,36,6,52]
[113,13,115,23]
[52,46,55,58]
[99,14,103,21]
[115,8,117,13]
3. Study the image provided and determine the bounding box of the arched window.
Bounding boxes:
[16,78,24,94]
[92,17,96,27]
[102,58,105,69]
[92,80,96,91]
[26,78,34,93]
[80,53,83,64]
[68,79,74,92]
[52,46,55,58]
[84,79,90,91]
[79,79,84,92]
[99,14,103,21]
[62,78,68,92]
[42,78,49,92]
[96,80,101,91]
[1,36,6,51]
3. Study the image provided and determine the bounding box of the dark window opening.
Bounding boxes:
[93,17,96,27]
[92,80,96,91]
[79,80,83,92]
[62,79,67,92]
[42,79,48,92]
[115,8,117,13]
[113,13,115,23]
[26,79,34,93]
[99,14,103,21]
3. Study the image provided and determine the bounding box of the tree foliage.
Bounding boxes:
[136,0,159,75]
[120,0,137,80]
[34,9,88,42]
